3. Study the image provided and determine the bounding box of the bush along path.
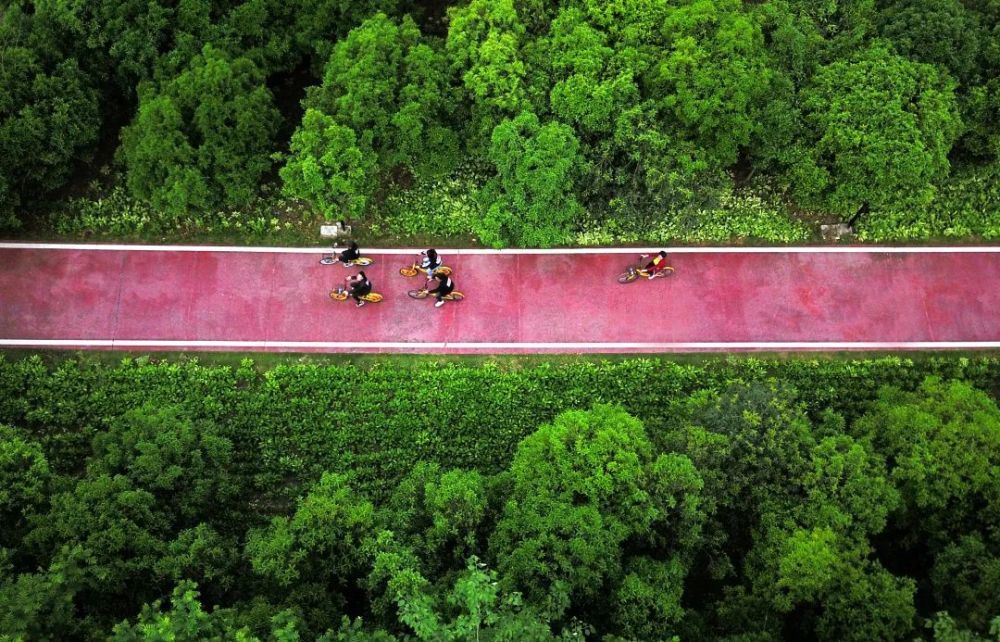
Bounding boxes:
[0,244,998,352]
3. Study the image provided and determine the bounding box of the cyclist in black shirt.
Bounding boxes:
[345,271,372,307]
[427,272,454,308]
[336,241,361,264]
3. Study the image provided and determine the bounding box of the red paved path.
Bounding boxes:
[1,246,998,352]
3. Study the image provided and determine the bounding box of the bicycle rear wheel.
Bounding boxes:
[434,266,453,277]
[446,291,464,301]
[353,257,374,266]
[364,292,383,303]
[408,289,429,299]
[651,267,675,279]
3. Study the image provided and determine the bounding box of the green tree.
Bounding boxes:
[539,7,723,216]
[745,439,910,640]
[0,546,84,642]
[109,580,301,641]
[579,0,671,48]
[368,543,557,642]
[119,44,279,217]
[877,0,981,83]
[851,377,1000,548]
[613,557,686,640]
[246,472,375,588]
[0,7,100,229]
[382,463,489,576]
[53,0,220,89]
[478,111,584,247]
[446,0,530,148]
[790,44,961,217]
[544,8,640,136]
[654,0,773,169]
[26,474,170,599]
[927,612,1000,642]
[0,424,50,547]
[88,405,236,526]
[280,109,377,219]
[931,534,1000,634]
[23,405,237,612]
[154,524,242,596]
[303,13,459,182]
[782,0,876,59]
[669,383,816,533]
[962,81,1000,161]
[813,559,916,641]
[490,404,703,622]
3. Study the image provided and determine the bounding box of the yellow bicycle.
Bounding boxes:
[617,258,675,284]
[329,287,384,303]
[407,287,465,302]
[399,262,452,278]
[320,254,374,266]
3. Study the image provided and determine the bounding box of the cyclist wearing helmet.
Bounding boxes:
[427,272,455,308]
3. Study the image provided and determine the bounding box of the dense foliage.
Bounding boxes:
[0,354,998,640]
[2,0,999,242]
[119,45,280,217]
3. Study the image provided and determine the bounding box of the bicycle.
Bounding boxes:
[399,262,452,278]
[329,287,384,303]
[319,253,374,266]
[617,256,675,284]
[408,287,465,302]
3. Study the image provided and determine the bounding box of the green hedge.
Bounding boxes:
[1,355,996,502]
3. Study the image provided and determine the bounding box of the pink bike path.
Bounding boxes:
[0,245,998,353]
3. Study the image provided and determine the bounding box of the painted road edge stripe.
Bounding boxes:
[2,242,999,254]
[1,339,998,350]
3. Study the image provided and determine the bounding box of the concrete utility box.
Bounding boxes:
[820,223,853,241]
[320,221,352,238]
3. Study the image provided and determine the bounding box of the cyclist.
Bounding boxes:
[640,251,671,279]
[427,272,454,308]
[420,249,443,281]
[335,240,361,265]
[344,271,373,307]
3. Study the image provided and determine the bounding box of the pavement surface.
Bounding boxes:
[1,245,998,352]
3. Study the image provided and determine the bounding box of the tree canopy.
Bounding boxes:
[2,355,997,641]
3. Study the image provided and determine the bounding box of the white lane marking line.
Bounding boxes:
[2,242,999,254]
[1,339,998,349]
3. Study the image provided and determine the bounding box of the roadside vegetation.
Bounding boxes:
[1,0,998,245]
[1,354,998,641]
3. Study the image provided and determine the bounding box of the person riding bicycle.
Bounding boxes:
[640,251,671,279]
[345,271,373,307]
[427,272,454,308]
[420,249,443,280]
[336,241,361,265]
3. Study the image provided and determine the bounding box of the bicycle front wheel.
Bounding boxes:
[329,289,348,301]
[408,289,429,300]
[617,271,638,284]
[400,266,419,277]
[320,255,337,265]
